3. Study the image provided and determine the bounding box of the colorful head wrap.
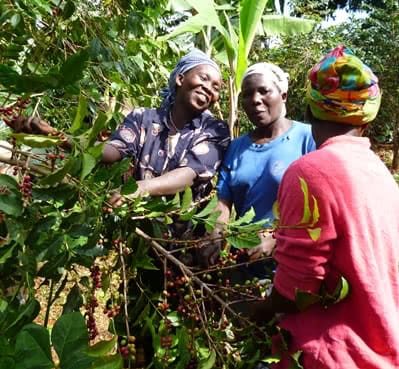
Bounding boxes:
[306,45,381,125]
[242,62,289,94]
[160,48,221,110]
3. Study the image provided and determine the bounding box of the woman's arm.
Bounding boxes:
[197,198,232,267]
[108,167,197,206]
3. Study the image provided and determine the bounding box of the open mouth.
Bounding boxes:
[195,91,210,104]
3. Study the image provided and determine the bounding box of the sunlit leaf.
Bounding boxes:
[307,227,321,241]
[298,177,311,225]
[311,195,320,226]
[180,186,192,213]
[194,195,217,218]
[81,153,97,180]
[262,15,315,36]
[227,232,260,249]
[289,350,304,369]
[332,276,350,304]
[199,349,216,369]
[236,0,269,88]
[10,14,21,28]
[12,134,60,148]
[262,354,281,364]
[230,207,255,226]
[86,337,117,357]
[272,200,280,220]
[69,93,88,134]
[87,112,111,146]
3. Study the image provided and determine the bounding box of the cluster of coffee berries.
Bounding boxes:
[103,301,121,318]
[160,335,173,349]
[119,335,136,362]
[0,98,30,125]
[90,265,102,289]
[19,175,32,198]
[85,295,99,340]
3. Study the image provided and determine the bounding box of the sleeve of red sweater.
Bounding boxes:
[273,159,338,301]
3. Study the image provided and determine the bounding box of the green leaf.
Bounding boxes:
[0,244,16,265]
[38,252,69,279]
[236,0,269,89]
[227,232,260,249]
[52,312,93,369]
[179,207,196,221]
[288,350,304,369]
[331,276,350,304]
[86,337,117,357]
[230,207,256,226]
[69,93,88,134]
[90,354,123,369]
[272,200,280,220]
[81,153,97,180]
[12,134,60,148]
[39,157,80,186]
[199,350,216,369]
[62,284,83,314]
[307,227,321,241]
[262,15,315,36]
[0,64,19,87]
[15,324,53,369]
[158,0,223,41]
[180,187,192,213]
[0,193,22,216]
[59,50,89,86]
[87,112,110,146]
[62,0,76,19]
[120,176,138,195]
[0,174,19,192]
[262,354,281,364]
[5,298,41,337]
[0,174,22,216]
[311,195,320,226]
[10,14,21,28]
[295,289,321,311]
[194,196,217,218]
[298,177,311,225]
[0,357,15,369]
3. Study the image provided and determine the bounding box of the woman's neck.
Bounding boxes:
[250,117,292,144]
[170,105,197,130]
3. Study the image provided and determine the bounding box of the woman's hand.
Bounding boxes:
[197,225,224,268]
[6,116,56,135]
[247,231,276,261]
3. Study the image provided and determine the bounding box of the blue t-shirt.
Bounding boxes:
[216,121,316,225]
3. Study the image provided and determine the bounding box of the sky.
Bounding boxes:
[322,8,368,28]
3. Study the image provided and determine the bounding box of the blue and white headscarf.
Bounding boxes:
[160,48,221,110]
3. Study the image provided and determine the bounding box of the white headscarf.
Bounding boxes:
[241,62,289,93]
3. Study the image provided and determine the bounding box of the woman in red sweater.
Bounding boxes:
[251,45,399,369]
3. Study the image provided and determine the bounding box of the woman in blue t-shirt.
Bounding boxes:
[199,62,315,268]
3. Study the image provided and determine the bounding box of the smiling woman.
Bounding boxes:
[198,62,315,271]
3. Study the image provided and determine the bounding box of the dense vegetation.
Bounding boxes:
[0,1,397,369]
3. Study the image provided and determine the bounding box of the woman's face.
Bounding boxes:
[241,74,287,128]
[176,64,222,113]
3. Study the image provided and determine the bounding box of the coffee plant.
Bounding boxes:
[0,101,278,368]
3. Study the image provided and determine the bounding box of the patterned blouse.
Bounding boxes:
[108,107,230,200]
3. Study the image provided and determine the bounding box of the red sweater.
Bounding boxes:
[274,135,399,369]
